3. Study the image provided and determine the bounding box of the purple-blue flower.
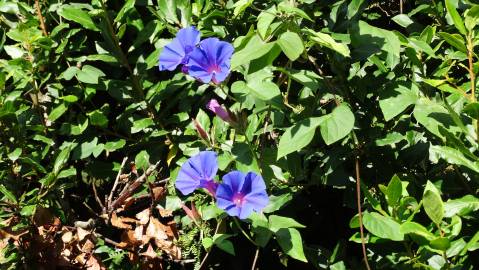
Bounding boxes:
[186,38,234,84]
[175,151,218,196]
[216,171,269,219]
[158,26,201,72]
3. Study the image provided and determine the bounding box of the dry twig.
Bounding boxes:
[34,0,48,36]
[107,157,128,209]
[108,161,162,212]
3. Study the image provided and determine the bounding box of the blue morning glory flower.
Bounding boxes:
[216,171,269,219]
[175,151,218,196]
[186,37,234,84]
[158,26,201,71]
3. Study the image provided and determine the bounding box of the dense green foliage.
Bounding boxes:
[1,0,479,269]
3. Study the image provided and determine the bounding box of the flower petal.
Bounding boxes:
[186,38,234,83]
[158,26,201,71]
[175,151,218,195]
[176,26,201,54]
[212,64,230,84]
[198,38,221,66]
[224,204,240,217]
[241,172,266,195]
[244,191,269,212]
[238,203,255,219]
[216,196,235,211]
[216,181,234,201]
[215,41,234,66]
[222,171,247,194]
[158,38,185,71]
[189,151,218,180]
[187,64,213,83]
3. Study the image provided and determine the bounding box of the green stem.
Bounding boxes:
[244,134,262,173]
[233,217,257,246]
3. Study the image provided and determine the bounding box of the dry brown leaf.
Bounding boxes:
[61,247,72,257]
[156,206,173,218]
[81,239,95,253]
[120,229,142,247]
[154,239,181,260]
[85,254,106,270]
[151,187,166,201]
[61,231,73,243]
[134,225,146,243]
[111,212,133,229]
[77,227,90,241]
[136,209,150,225]
[0,216,14,227]
[139,244,157,259]
[165,221,179,239]
[146,217,168,240]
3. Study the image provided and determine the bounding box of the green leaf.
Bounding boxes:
[0,185,17,203]
[465,6,479,31]
[413,98,462,140]
[61,66,79,80]
[268,215,305,232]
[277,2,312,21]
[379,81,419,121]
[131,118,154,133]
[232,0,253,17]
[305,29,350,57]
[444,195,479,217]
[400,221,435,241]
[20,205,37,217]
[231,35,276,69]
[277,32,304,61]
[88,110,109,128]
[115,0,136,22]
[7,148,21,162]
[263,193,293,213]
[257,6,276,39]
[4,45,24,58]
[235,80,282,105]
[445,0,467,35]
[430,237,451,251]
[463,102,479,119]
[54,147,71,175]
[319,103,355,145]
[48,103,68,122]
[277,117,326,159]
[157,0,179,24]
[275,228,307,262]
[408,38,437,58]
[362,212,404,241]
[438,32,467,53]
[461,231,479,255]
[392,14,414,28]
[135,150,150,170]
[76,138,99,160]
[429,145,479,173]
[77,65,105,84]
[202,237,213,250]
[351,21,400,68]
[386,175,403,207]
[62,95,78,103]
[105,139,126,152]
[212,234,235,255]
[57,167,77,179]
[57,6,99,31]
[375,132,404,146]
[423,181,444,225]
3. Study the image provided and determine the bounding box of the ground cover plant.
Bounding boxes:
[1,0,479,269]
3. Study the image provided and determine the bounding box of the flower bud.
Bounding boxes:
[207,99,232,123]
